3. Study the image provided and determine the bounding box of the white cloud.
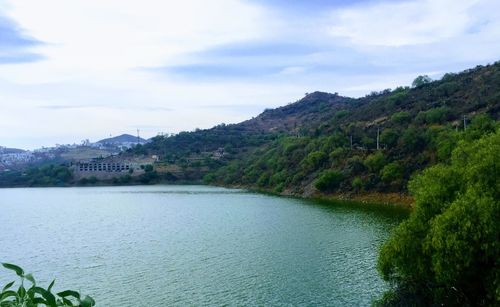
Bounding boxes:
[0,0,499,149]
[328,0,481,47]
[1,0,268,81]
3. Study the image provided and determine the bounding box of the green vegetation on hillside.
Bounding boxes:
[127,62,500,199]
[0,165,72,187]
[1,62,499,198]
[376,129,500,306]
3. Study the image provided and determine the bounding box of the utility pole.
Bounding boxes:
[137,129,140,144]
[463,115,467,131]
[376,127,380,150]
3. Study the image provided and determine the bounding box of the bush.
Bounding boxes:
[391,112,411,125]
[364,152,386,173]
[377,129,500,306]
[351,177,364,192]
[301,151,328,171]
[416,107,451,124]
[315,170,343,192]
[380,161,404,183]
[0,263,95,306]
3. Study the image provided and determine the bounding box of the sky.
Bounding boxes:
[0,0,499,149]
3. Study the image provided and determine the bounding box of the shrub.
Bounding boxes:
[301,151,328,171]
[315,170,343,192]
[380,161,404,183]
[379,128,399,148]
[416,107,451,124]
[391,111,411,125]
[364,152,386,173]
[351,177,364,192]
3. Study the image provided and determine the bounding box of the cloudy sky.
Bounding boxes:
[1,0,499,149]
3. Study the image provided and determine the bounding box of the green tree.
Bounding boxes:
[377,129,500,306]
[364,151,386,173]
[380,128,399,148]
[301,150,328,171]
[391,111,411,125]
[315,170,343,192]
[380,161,404,183]
[412,75,432,87]
[351,177,364,192]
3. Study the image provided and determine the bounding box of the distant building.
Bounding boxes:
[77,162,131,172]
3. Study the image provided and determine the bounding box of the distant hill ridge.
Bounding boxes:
[97,134,146,144]
[0,146,26,154]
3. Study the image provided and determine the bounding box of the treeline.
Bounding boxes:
[0,163,168,187]
[0,165,72,187]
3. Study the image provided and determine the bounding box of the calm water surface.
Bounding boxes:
[0,185,407,306]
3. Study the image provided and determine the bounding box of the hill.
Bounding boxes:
[130,61,499,201]
[97,134,146,145]
[1,61,498,193]
[0,146,26,154]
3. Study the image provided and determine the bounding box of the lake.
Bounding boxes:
[0,185,407,306]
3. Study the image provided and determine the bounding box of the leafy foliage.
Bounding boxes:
[412,75,432,87]
[314,170,343,192]
[0,263,95,307]
[376,129,500,306]
[0,165,72,187]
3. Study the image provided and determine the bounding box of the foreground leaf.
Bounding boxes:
[1,263,24,277]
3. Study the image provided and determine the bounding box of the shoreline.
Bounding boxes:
[215,183,415,209]
[0,181,414,209]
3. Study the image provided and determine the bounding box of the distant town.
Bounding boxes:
[0,133,147,172]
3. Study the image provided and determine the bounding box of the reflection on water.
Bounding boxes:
[0,185,406,306]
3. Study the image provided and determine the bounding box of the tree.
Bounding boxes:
[315,170,343,192]
[376,129,500,306]
[380,161,403,184]
[380,128,399,148]
[364,151,386,173]
[351,177,364,192]
[412,75,432,87]
[391,111,411,125]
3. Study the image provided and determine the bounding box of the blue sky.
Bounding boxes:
[0,0,499,149]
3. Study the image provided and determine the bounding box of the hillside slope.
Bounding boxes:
[2,62,498,193]
[134,61,499,200]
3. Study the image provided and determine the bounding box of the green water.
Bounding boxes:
[0,185,407,306]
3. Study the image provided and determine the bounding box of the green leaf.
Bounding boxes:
[57,290,80,300]
[31,297,48,304]
[17,285,26,299]
[1,263,24,277]
[32,287,56,306]
[1,281,15,292]
[0,290,18,301]
[47,279,55,293]
[61,297,75,306]
[24,273,36,285]
[80,295,95,307]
